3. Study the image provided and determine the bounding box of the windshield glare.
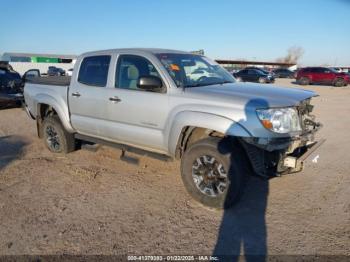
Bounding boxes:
[156,53,235,87]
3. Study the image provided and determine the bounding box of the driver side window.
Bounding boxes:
[115,55,162,91]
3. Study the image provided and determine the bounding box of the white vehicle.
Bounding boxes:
[186,68,217,81]
[66,68,74,76]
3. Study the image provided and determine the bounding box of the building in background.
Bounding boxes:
[1,52,77,75]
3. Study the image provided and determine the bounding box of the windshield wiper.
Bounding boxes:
[182,80,234,88]
[185,81,233,88]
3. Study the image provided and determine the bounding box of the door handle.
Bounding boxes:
[109,96,121,103]
[72,92,81,97]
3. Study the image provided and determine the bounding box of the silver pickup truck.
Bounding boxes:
[23,48,323,208]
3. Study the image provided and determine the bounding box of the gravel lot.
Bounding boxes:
[0,79,349,258]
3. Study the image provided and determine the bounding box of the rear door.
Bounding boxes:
[69,54,112,137]
[311,68,323,83]
[321,68,336,84]
[247,69,259,82]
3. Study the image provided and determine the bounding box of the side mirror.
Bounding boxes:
[23,69,41,82]
[137,76,162,91]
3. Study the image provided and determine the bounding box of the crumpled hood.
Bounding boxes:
[187,82,318,108]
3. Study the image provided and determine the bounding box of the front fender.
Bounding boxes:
[34,94,74,133]
[167,111,252,156]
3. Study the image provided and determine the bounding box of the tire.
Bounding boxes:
[258,77,266,83]
[334,78,345,87]
[42,115,75,153]
[299,77,310,85]
[180,137,247,209]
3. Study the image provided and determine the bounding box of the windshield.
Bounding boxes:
[329,68,339,73]
[155,53,235,87]
[257,68,269,74]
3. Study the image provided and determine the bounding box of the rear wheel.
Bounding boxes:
[42,115,75,153]
[334,78,345,87]
[299,77,310,85]
[180,137,247,209]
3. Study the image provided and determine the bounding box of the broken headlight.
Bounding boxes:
[256,107,302,134]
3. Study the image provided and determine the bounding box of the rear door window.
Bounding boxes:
[313,68,324,73]
[248,69,257,75]
[78,55,111,87]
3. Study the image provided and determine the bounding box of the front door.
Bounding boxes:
[99,54,169,152]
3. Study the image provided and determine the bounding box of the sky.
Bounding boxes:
[1,0,349,66]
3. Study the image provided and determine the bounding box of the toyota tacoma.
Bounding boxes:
[23,48,323,208]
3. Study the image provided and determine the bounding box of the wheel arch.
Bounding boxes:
[34,94,74,134]
[167,111,252,159]
[333,77,345,86]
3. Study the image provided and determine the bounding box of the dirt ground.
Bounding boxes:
[0,79,349,258]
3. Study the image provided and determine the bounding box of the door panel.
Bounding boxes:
[69,55,111,137]
[69,85,110,136]
[102,54,169,152]
[98,88,169,151]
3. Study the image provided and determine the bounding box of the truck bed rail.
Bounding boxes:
[26,76,71,86]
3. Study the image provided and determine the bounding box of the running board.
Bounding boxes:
[75,134,172,162]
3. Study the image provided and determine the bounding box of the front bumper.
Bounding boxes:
[241,135,325,177]
[281,138,325,174]
[241,119,323,177]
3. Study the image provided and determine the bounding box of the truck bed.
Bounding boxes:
[26,76,71,86]
[24,77,71,123]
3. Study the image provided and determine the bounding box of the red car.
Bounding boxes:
[296,67,349,87]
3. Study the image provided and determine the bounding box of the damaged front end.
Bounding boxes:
[241,99,324,178]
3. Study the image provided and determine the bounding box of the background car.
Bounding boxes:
[47,66,65,76]
[296,67,349,87]
[0,65,23,108]
[330,67,342,73]
[233,68,275,83]
[245,66,274,76]
[272,68,294,78]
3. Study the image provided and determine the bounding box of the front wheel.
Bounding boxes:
[258,77,266,83]
[42,115,76,153]
[180,137,247,209]
[299,77,310,85]
[334,78,345,87]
